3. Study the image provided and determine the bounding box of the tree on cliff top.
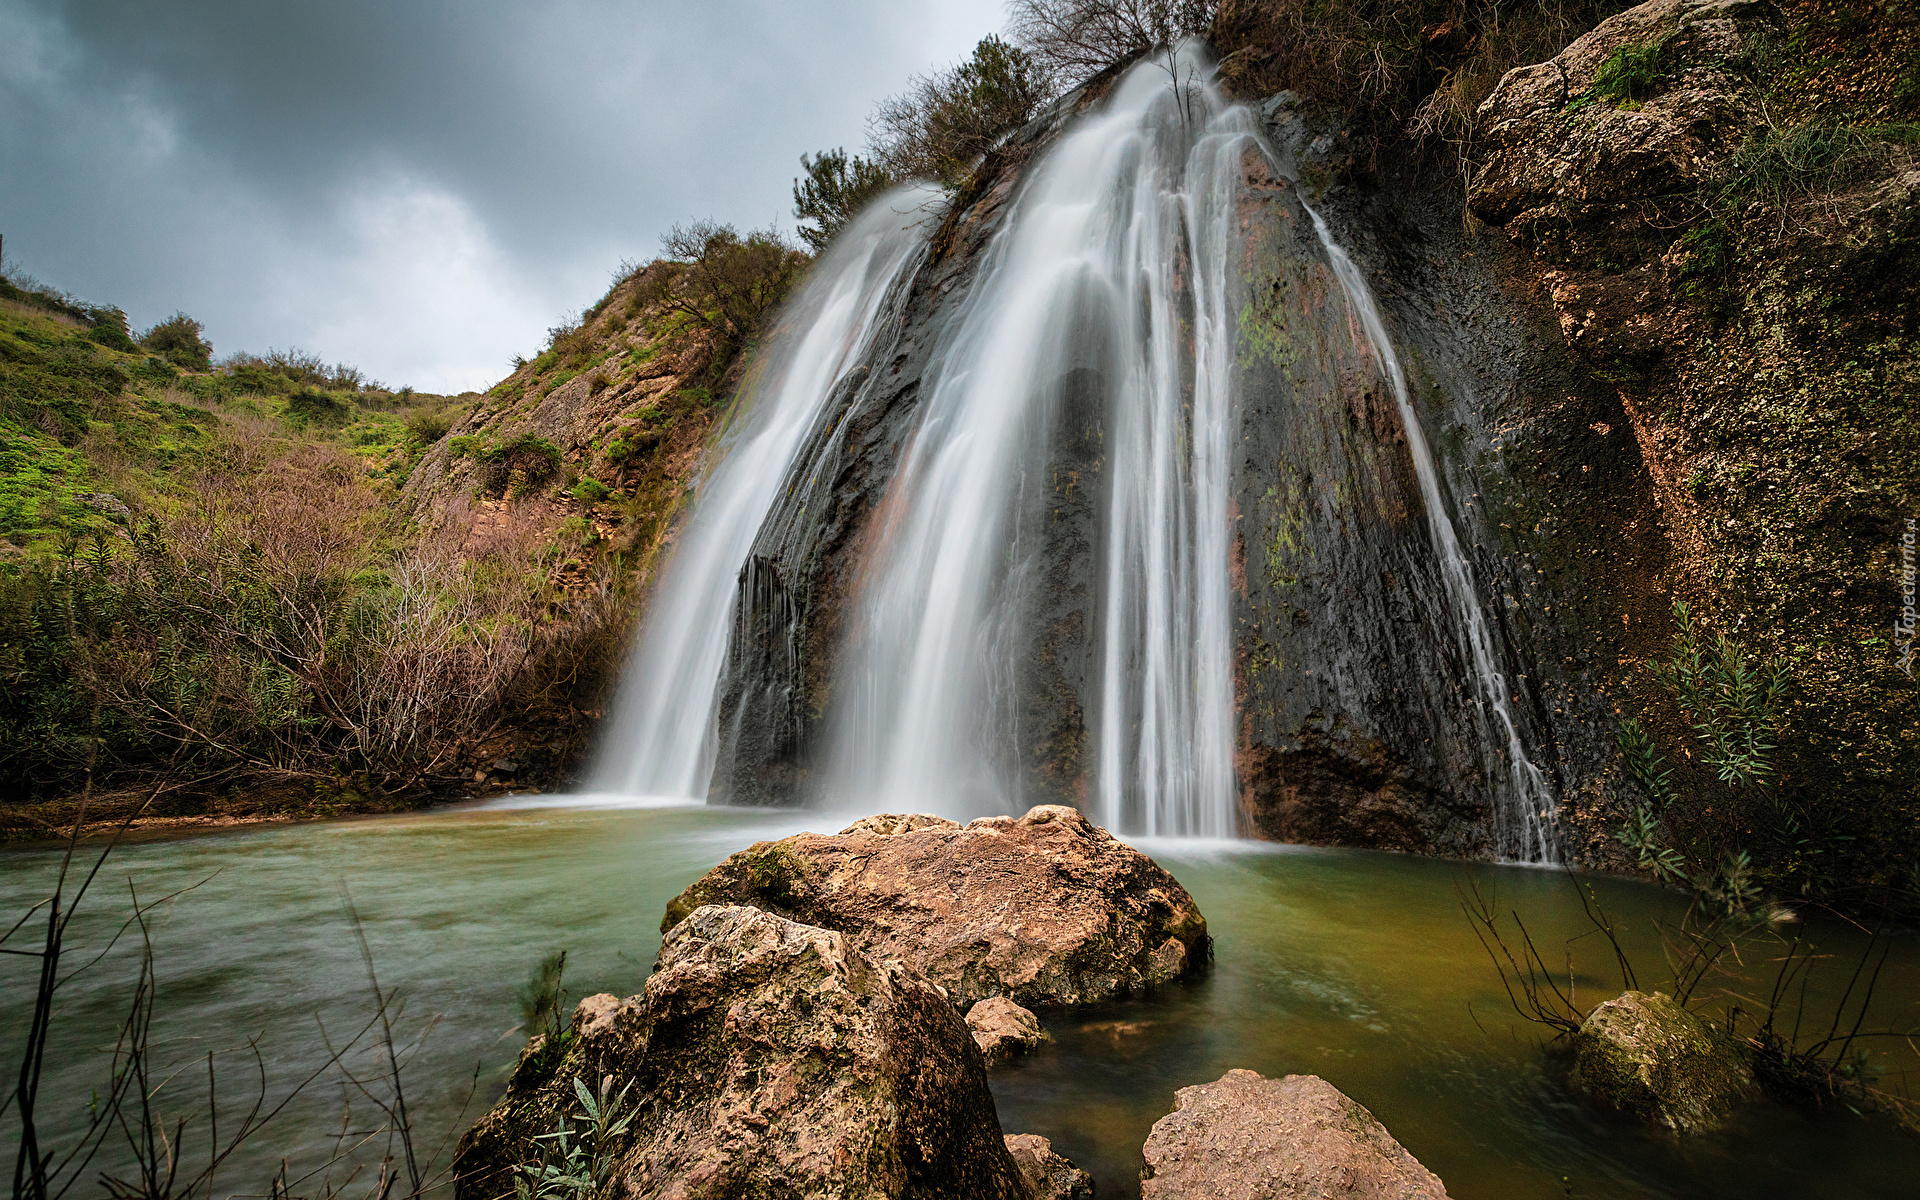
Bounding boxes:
[793,149,895,253]
[869,35,1051,189]
[644,221,808,340]
[1009,0,1217,87]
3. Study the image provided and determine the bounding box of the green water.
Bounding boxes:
[3,800,1916,1198]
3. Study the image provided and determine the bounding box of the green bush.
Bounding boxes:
[407,408,455,444]
[286,386,350,427]
[636,223,807,340]
[80,307,140,354]
[793,149,896,252]
[139,313,214,371]
[573,478,612,502]
[869,35,1050,188]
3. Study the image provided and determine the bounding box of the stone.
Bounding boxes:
[1004,1133,1095,1199]
[660,804,1209,1008]
[968,996,1050,1064]
[1140,1070,1449,1199]
[453,904,1028,1200]
[1572,990,1754,1131]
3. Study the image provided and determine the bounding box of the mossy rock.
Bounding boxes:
[1572,990,1754,1131]
[659,841,818,932]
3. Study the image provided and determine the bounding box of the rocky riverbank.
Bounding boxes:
[454,807,1455,1199]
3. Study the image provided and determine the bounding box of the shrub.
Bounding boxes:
[793,149,896,251]
[0,428,630,802]
[223,347,378,393]
[286,386,350,427]
[407,408,455,444]
[139,312,214,371]
[869,35,1052,188]
[80,307,139,354]
[1214,0,1620,142]
[638,222,807,340]
[1008,0,1215,86]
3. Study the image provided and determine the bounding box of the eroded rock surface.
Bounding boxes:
[661,804,1209,1008]
[453,904,1028,1200]
[1005,1134,1095,1200]
[1573,990,1753,1131]
[969,996,1050,1064]
[1140,1070,1448,1199]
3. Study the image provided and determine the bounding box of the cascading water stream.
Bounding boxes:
[1299,204,1560,863]
[823,44,1246,836]
[591,188,935,798]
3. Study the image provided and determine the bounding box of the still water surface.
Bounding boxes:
[3,799,1916,1198]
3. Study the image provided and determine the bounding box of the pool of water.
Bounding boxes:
[3,799,1916,1198]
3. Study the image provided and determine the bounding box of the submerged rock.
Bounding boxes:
[453,904,1028,1200]
[1573,990,1753,1132]
[1140,1070,1449,1199]
[661,804,1209,1008]
[1005,1133,1096,1199]
[968,996,1050,1064]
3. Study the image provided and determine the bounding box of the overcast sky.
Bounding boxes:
[1,1,1004,392]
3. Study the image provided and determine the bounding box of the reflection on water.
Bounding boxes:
[2,802,1915,1199]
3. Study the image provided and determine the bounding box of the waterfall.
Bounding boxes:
[1300,204,1560,863]
[590,187,936,799]
[591,43,1560,861]
[822,44,1247,835]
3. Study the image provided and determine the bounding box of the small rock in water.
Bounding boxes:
[1004,1133,1095,1199]
[453,904,1029,1200]
[1140,1069,1449,1199]
[968,996,1049,1064]
[660,804,1209,1008]
[1572,990,1754,1132]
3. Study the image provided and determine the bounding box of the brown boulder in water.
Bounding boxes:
[1140,1070,1449,1199]
[453,904,1028,1200]
[660,804,1210,1008]
[1004,1133,1096,1199]
[968,995,1051,1064]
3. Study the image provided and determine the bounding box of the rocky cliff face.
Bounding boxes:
[471,0,1915,897]
[1460,0,1919,889]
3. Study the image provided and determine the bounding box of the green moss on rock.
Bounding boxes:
[1573,990,1755,1131]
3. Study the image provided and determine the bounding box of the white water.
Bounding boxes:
[823,45,1247,835]
[1300,204,1559,863]
[590,47,1557,858]
[591,187,936,799]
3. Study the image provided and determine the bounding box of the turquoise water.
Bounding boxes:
[3,800,1916,1198]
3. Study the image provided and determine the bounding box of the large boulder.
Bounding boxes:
[1572,990,1754,1131]
[453,904,1029,1200]
[1140,1070,1449,1199]
[661,804,1209,1008]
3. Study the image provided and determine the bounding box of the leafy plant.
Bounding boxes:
[793,148,896,252]
[1617,802,1687,882]
[572,478,612,502]
[1616,715,1675,809]
[512,1077,636,1200]
[1649,601,1792,786]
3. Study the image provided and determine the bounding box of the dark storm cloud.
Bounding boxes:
[1,0,1002,390]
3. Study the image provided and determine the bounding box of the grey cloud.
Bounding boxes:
[2,0,1003,390]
